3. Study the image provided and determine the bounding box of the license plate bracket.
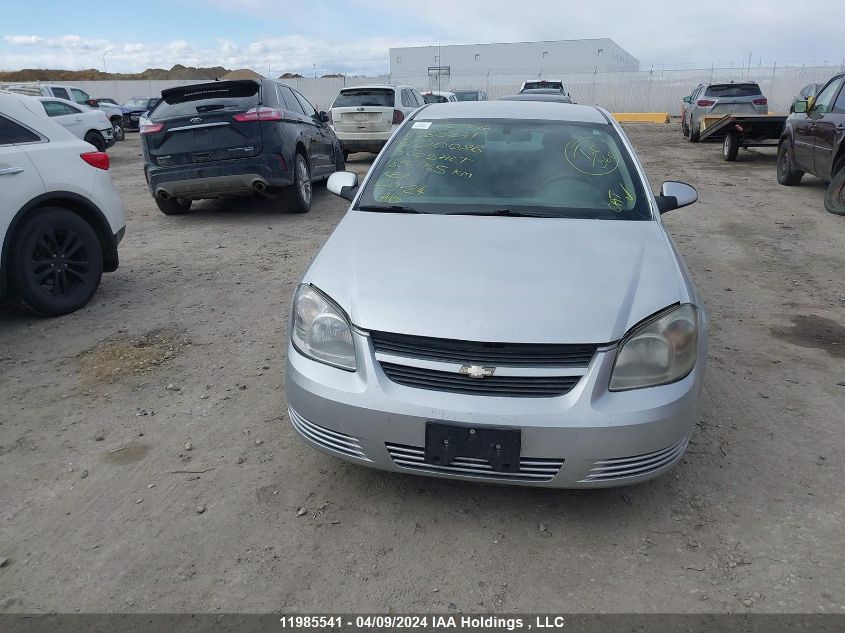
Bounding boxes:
[425,422,521,472]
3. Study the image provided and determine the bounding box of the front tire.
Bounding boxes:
[155,197,192,215]
[285,153,312,214]
[112,121,125,141]
[84,130,106,152]
[723,132,739,161]
[824,163,845,215]
[8,207,104,316]
[777,142,803,186]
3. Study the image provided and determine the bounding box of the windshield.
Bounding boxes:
[424,94,449,104]
[332,88,394,108]
[122,98,150,109]
[356,118,651,220]
[705,83,761,97]
[453,91,480,102]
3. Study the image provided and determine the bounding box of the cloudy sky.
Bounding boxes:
[1,0,842,75]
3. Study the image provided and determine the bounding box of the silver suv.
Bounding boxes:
[683,81,768,142]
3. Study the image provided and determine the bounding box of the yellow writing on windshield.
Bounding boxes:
[565,137,619,176]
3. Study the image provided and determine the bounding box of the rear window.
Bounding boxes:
[152,82,260,119]
[523,81,563,91]
[705,83,762,97]
[357,118,650,220]
[423,94,449,104]
[453,91,480,102]
[332,88,394,108]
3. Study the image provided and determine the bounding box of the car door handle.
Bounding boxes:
[0,167,24,176]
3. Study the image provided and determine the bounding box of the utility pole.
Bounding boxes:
[102,51,108,73]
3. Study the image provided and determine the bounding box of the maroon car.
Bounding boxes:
[777,73,845,214]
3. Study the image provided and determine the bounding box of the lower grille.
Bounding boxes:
[578,435,689,483]
[380,363,579,398]
[288,407,369,461]
[385,442,563,482]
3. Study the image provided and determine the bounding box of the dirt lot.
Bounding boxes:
[1,124,843,614]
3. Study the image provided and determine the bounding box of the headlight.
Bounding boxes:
[291,285,356,371]
[609,304,698,391]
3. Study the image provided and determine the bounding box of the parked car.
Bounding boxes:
[0,90,126,315]
[422,91,457,104]
[682,81,768,142]
[329,85,424,157]
[141,79,343,215]
[94,98,118,106]
[519,80,570,99]
[790,83,823,113]
[121,97,161,131]
[287,100,707,488]
[34,96,115,151]
[777,73,845,215]
[452,89,488,102]
[5,84,125,141]
[501,91,572,104]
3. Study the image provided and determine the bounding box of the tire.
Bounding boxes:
[824,162,845,215]
[723,132,739,161]
[688,116,700,143]
[155,197,192,215]
[335,148,346,172]
[84,130,106,152]
[342,149,350,161]
[112,121,125,142]
[285,152,312,214]
[777,142,804,186]
[8,207,104,317]
[682,117,689,137]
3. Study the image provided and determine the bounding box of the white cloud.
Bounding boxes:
[4,35,42,46]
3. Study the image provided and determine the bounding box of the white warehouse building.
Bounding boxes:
[389,38,639,92]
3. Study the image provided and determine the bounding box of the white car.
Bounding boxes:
[4,83,125,141]
[0,91,126,316]
[33,96,115,151]
[422,91,458,104]
[329,84,424,157]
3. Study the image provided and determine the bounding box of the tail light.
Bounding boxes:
[392,109,404,124]
[752,97,768,106]
[696,99,716,107]
[233,107,284,122]
[140,122,163,134]
[80,151,109,170]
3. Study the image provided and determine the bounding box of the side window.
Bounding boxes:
[293,90,317,116]
[814,77,845,114]
[412,90,424,106]
[833,82,845,114]
[51,87,70,100]
[401,89,412,108]
[278,85,306,115]
[42,101,68,117]
[0,115,40,145]
[70,88,90,104]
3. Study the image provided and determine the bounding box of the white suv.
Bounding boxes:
[329,85,424,157]
[0,91,126,316]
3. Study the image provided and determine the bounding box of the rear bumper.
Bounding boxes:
[145,155,294,199]
[332,128,395,153]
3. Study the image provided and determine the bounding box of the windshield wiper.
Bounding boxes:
[447,208,550,217]
[357,204,423,214]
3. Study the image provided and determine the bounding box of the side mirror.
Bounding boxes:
[655,181,697,214]
[683,96,692,104]
[318,111,331,123]
[327,171,358,201]
[793,99,808,114]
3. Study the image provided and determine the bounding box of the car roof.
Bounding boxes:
[340,85,402,91]
[415,100,607,123]
[500,94,572,103]
[0,90,77,138]
[34,95,83,106]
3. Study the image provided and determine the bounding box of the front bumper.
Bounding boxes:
[145,155,294,200]
[285,329,707,488]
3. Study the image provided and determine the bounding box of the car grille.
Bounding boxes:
[385,442,564,482]
[380,362,579,397]
[370,330,598,367]
[288,407,369,461]
[578,435,689,483]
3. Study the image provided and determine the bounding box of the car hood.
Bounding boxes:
[303,212,690,344]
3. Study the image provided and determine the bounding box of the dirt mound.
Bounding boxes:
[0,64,230,82]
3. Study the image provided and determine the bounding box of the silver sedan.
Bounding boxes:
[285,100,708,488]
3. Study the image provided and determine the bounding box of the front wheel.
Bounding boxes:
[723,132,739,161]
[285,153,312,214]
[112,121,125,141]
[776,142,803,186]
[8,207,104,316]
[84,131,106,152]
[155,197,192,215]
[824,164,845,215]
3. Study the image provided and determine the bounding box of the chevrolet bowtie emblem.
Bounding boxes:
[460,365,495,379]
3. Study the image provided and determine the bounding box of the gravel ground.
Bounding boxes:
[0,125,843,614]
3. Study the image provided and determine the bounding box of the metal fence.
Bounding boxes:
[5,65,842,116]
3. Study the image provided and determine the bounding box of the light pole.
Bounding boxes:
[102,51,109,74]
